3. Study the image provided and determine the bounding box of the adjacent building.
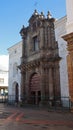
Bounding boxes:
[0,55,9,96]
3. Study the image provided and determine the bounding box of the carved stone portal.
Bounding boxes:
[19,10,61,105]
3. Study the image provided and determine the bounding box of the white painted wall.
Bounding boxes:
[55,16,69,98]
[8,41,22,100]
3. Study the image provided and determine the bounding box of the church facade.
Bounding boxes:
[8,7,71,107]
[19,10,61,105]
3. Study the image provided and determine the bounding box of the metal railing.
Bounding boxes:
[0,95,8,103]
[6,95,72,112]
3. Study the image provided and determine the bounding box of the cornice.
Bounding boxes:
[62,32,73,44]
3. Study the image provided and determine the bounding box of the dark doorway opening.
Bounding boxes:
[38,91,41,104]
[30,91,41,105]
[15,83,19,103]
[31,91,36,104]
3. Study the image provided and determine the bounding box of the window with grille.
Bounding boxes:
[33,36,39,51]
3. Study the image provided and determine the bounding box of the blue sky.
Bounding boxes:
[0,0,66,55]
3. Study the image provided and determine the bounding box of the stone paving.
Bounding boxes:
[0,104,73,130]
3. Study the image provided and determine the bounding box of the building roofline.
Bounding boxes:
[54,15,67,28]
[7,40,22,51]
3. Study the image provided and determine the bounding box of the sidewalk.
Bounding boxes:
[0,103,73,130]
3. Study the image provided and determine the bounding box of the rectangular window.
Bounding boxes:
[33,36,39,51]
[0,78,4,84]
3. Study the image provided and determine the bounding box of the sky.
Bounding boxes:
[0,0,66,55]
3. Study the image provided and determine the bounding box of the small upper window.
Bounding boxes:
[33,36,39,51]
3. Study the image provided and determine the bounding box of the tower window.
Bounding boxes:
[33,36,39,51]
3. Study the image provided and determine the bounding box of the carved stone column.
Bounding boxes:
[45,68,49,99]
[20,72,26,101]
[20,25,27,102]
[40,63,45,102]
[48,67,54,100]
[20,26,26,62]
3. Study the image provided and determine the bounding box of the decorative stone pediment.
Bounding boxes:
[29,10,39,23]
[28,10,45,32]
[29,10,45,23]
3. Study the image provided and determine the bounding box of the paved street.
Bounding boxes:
[0,103,73,130]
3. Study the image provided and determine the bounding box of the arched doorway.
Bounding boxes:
[12,82,19,103]
[29,73,41,104]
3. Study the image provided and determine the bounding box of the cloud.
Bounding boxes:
[0,55,9,71]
